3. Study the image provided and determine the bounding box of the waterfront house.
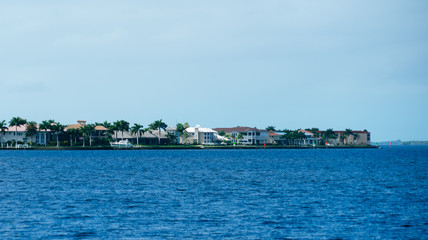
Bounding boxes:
[319,130,371,145]
[113,129,169,145]
[213,127,269,145]
[298,130,321,146]
[1,124,50,146]
[183,125,217,145]
[268,131,283,144]
[64,120,109,140]
[166,127,180,144]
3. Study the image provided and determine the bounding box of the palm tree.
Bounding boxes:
[39,120,54,146]
[113,120,129,140]
[9,116,27,148]
[176,122,189,144]
[266,126,276,132]
[81,124,95,147]
[119,120,130,140]
[166,132,178,144]
[67,128,80,146]
[101,121,114,139]
[322,128,337,145]
[130,124,144,146]
[237,133,244,144]
[309,128,320,138]
[149,119,168,144]
[25,121,38,146]
[0,120,8,148]
[343,129,354,145]
[49,122,65,147]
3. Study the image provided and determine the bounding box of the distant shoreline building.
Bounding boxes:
[213,127,269,145]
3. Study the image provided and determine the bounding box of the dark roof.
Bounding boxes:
[213,127,267,132]
[319,130,370,134]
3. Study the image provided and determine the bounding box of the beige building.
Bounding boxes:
[322,130,371,145]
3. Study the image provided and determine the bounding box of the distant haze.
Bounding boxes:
[1,0,427,142]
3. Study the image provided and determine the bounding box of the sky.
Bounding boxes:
[1,0,427,142]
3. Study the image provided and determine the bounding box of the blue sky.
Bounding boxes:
[1,0,427,141]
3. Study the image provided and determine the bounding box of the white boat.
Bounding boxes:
[110,140,133,148]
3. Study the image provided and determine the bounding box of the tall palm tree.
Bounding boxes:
[49,122,65,147]
[25,121,38,146]
[0,120,8,148]
[149,119,167,144]
[39,120,54,146]
[9,116,27,148]
[113,120,129,140]
[119,120,130,140]
[130,123,144,146]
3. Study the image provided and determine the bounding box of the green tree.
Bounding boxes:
[166,132,178,144]
[176,123,185,133]
[130,123,144,146]
[25,121,38,145]
[176,122,189,144]
[113,120,129,140]
[218,130,225,136]
[101,121,115,139]
[49,122,65,147]
[81,124,95,147]
[149,119,168,144]
[343,129,354,145]
[0,120,8,148]
[322,128,337,145]
[237,133,244,144]
[39,120,54,146]
[67,128,80,146]
[9,116,27,148]
[309,128,320,138]
[266,126,276,132]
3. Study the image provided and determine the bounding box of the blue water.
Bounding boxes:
[0,146,427,239]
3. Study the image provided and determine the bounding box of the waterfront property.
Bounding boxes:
[298,130,322,145]
[0,116,373,147]
[183,125,217,145]
[166,127,180,144]
[268,130,321,146]
[320,130,371,145]
[64,120,109,139]
[113,129,169,145]
[213,127,269,145]
[0,124,50,146]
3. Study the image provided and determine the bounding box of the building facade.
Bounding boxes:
[213,127,269,145]
[0,124,50,146]
[184,125,217,145]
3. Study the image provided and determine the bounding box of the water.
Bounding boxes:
[0,146,427,239]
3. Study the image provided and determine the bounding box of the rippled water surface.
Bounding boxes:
[0,146,427,239]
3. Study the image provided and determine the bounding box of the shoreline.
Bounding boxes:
[0,145,379,150]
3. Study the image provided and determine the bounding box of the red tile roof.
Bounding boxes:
[269,131,280,136]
